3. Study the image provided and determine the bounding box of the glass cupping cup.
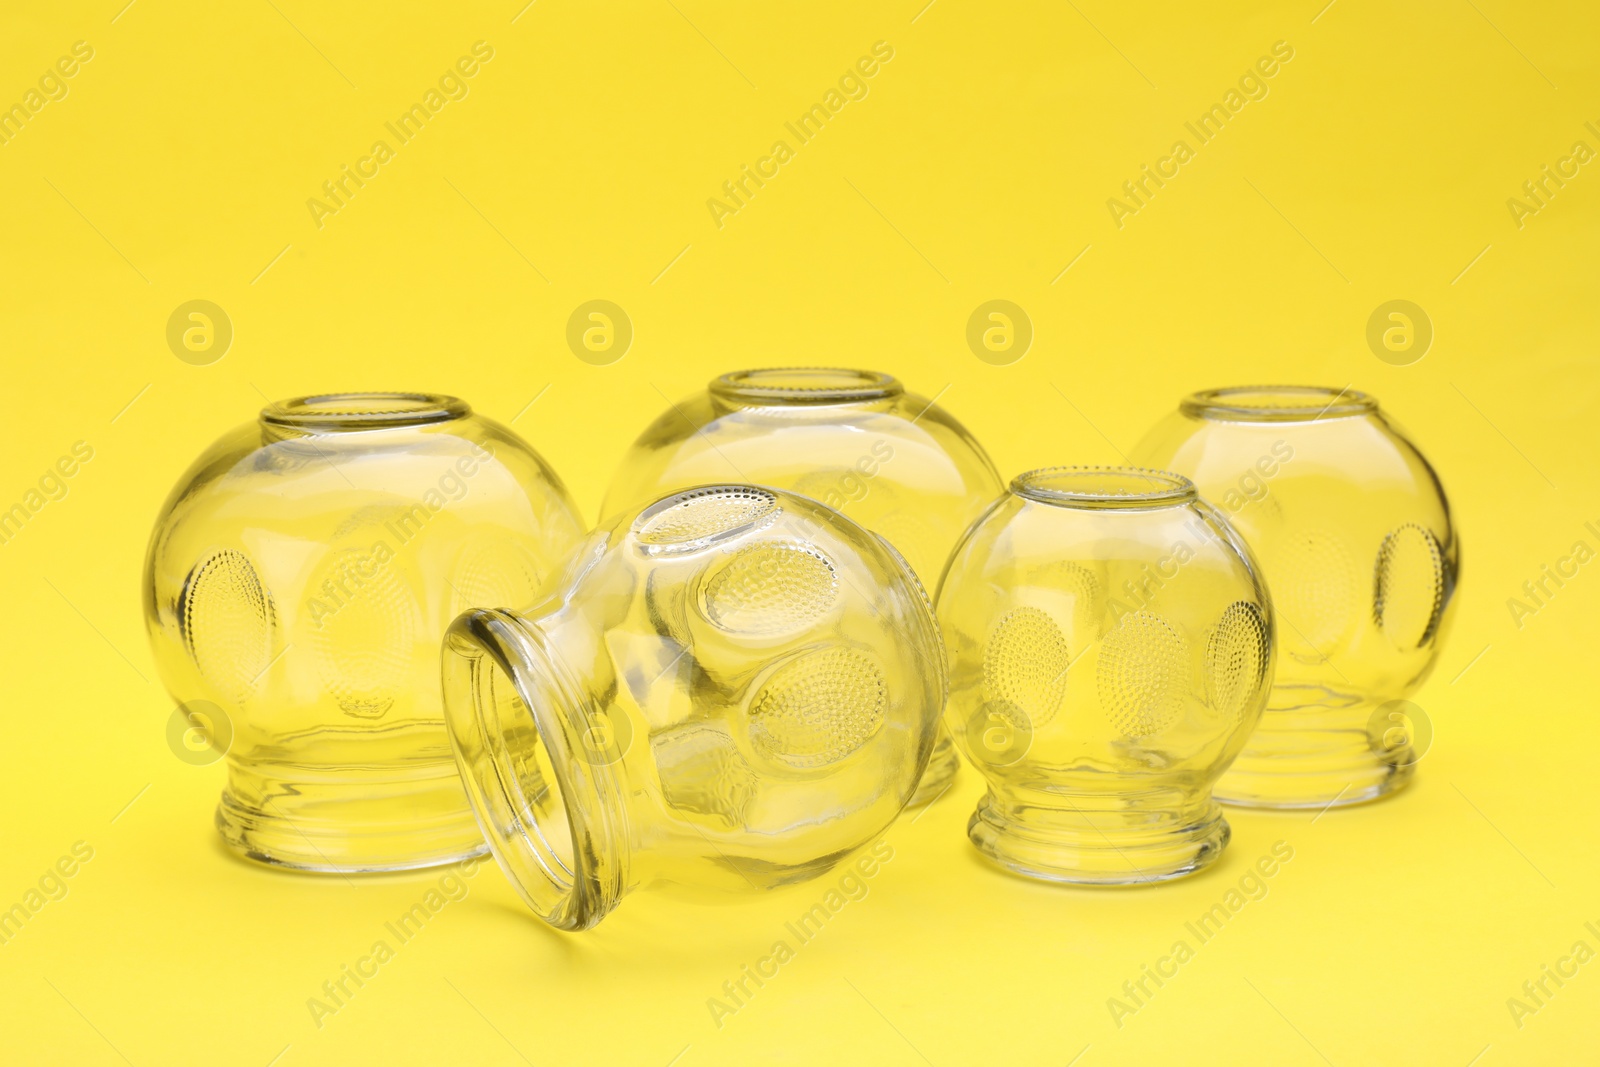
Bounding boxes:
[937,467,1274,885]
[601,368,1003,806]
[143,392,586,871]
[442,484,946,930]
[1133,386,1458,809]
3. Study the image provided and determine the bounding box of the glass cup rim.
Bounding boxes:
[261,391,469,432]
[710,367,903,404]
[1180,385,1377,423]
[1010,465,1196,510]
[442,610,625,932]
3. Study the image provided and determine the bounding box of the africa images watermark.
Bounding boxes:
[1106,41,1296,229]
[566,299,633,365]
[706,839,895,1030]
[1102,444,1292,620]
[1505,120,1600,231]
[0,441,95,548]
[809,438,896,514]
[706,41,896,230]
[1505,920,1600,1031]
[166,300,234,366]
[1366,299,1433,367]
[0,841,95,949]
[1107,839,1295,1029]
[967,300,1034,366]
[0,40,95,148]
[306,42,496,230]
[1504,517,1600,631]
[1209,440,1294,516]
[304,441,498,628]
[305,854,486,1029]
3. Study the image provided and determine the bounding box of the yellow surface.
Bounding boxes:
[1,1,1595,1063]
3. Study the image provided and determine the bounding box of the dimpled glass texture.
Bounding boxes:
[441,484,945,931]
[601,367,1003,806]
[143,393,586,872]
[1133,386,1459,808]
[936,467,1274,885]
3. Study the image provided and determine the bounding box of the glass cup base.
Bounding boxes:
[967,792,1230,886]
[1216,757,1415,810]
[1215,692,1418,810]
[906,729,960,808]
[215,762,488,873]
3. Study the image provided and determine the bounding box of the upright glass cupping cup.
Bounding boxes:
[441,484,945,930]
[1133,386,1458,808]
[937,468,1273,885]
[144,393,586,871]
[602,368,1002,806]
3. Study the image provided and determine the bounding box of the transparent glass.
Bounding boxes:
[143,393,586,871]
[936,467,1274,885]
[1133,386,1459,808]
[442,484,945,930]
[601,367,1003,805]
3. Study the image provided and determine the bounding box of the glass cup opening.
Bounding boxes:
[442,610,621,931]
[709,367,903,406]
[261,392,470,433]
[1010,466,1196,510]
[1179,385,1377,423]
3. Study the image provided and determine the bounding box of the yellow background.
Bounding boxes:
[2,0,1596,1063]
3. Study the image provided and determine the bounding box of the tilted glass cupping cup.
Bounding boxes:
[601,368,1003,806]
[442,484,946,930]
[143,393,586,871]
[937,468,1274,884]
[1133,387,1458,808]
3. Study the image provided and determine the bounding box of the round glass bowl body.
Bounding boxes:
[937,467,1274,885]
[1133,386,1458,809]
[143,393,586,872]
[442,484,946,931]
[601,367,1003,805]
